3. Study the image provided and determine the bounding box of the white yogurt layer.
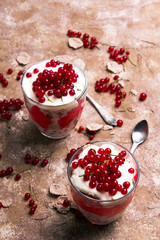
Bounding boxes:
[22,59,86,106]
[71,144,135,201]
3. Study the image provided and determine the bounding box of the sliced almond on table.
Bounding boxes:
[130,89,138,95]
[87,123,103,131]
[106,61,123,73]
[16,52,31,65]
[68,38,83,49]
[49,183,67,196]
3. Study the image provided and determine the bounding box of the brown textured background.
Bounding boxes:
[0,0,160,239]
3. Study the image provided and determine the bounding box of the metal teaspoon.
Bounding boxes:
[130,120,149,154]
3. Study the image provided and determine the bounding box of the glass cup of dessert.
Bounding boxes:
[67,141,140,225]
[21,59,87,139]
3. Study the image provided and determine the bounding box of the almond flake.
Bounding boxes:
[49,183,67,196]
[130,89,138,95]
[103,125,113,131]
[2,198,13,208]
[106,61,123,73]
[118,80,125,88]
[68,38,83,49]
[87,123,103,131]
[16,52,31,65]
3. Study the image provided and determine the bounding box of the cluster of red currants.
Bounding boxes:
[27,60,78,103]
[67,30,98,49]
[72,147,134,196]
[0,166,13,178]
[108,46,130,65]
[24,153,49,167]
[0,98,24,121]
[0,73,8,87]
[16,70,24,81]
[24,191,37,215]
[95,75,126,108]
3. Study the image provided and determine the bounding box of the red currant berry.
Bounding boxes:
[41,159,48,167]
[72,161,78,169]
[7,68,13,74]
[33,68,39,74]
[6,167,13,175]
[2,80,8,87]
[126,51,130,55]
[16,76,21,81]
[18,70,23,75]
[117,119,123,127]
[63,199,70,207]
[109,187,117,196]
[26,72,32,78]
[89,135,94,140]
[108,46,114,53]
[121,188,128,195]
[123,181,130,189]
[29,199,34,206]
[78,126,84,133]
[0,202,3,209]
[15,174,21,181]
[119,48,125,55]
[89,181,96,188]
[113,75,119,80]
[32,158,39,165]
[29,207,36,215]
[0,170,6,177]
[139,92,147,101]
[128,167,134,174]
[117,184,122,191]
[115,100,121,107]
[24,193,31,200]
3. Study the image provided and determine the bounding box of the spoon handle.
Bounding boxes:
[130,142,139,154]
[86,94,117,126]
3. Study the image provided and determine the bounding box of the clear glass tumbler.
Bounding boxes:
[21,60,87,139]
[67,141,140,225]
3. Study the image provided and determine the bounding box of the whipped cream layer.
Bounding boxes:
[71,144,135,201]
[22,59,86,106]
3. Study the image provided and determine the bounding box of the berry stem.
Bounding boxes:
[122,62,126,72]
[95,45,100,50]
[121,101,134,113]
[127,56,137,67]
[38,151,53,160]
[99,42,115,47]
[15,166,34,174]
[29,184,37,205]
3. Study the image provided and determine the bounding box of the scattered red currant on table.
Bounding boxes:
[7,68,13,75]
[95,75,127,109]
[24,185,38,215]
[67,30,99,49]
[117,119,123,127]
[107,46,136,70]
[0,98,24,122]
[63,199,70,207]
[0,73,8,87]
[139,92,147,101]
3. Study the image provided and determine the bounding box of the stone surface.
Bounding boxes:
[0,0,160,239]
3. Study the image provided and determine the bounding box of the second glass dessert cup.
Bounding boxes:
[67,141,140,225]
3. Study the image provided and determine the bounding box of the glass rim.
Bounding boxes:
[67,141,140,203]
[21,59,88,108]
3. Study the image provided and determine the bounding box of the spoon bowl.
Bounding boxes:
[130,120,149,153]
